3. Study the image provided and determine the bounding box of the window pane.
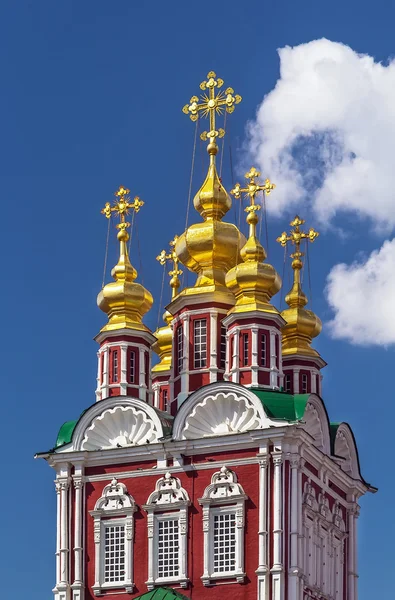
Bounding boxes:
[242,333,249,367]
[302,373,308,393]
[157,519,179,578]
[220,326,226,370]
[213,512,236,573]
[129,351,135,383]
[261,334,266,367]
[112,351,118,383]
[176,326,183,375]
[163,388,168,412]
[194,319,207,369]
[104,525,125,583]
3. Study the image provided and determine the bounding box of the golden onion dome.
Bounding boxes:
[276,216,321,358]
[226,200,281,315]
[175,142,246,295]
[152,258,182,374]
[98,225,153,333]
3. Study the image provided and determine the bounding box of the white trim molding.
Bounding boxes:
[198,466,247,586]
[89,478,136,596]
[143,472,190,590]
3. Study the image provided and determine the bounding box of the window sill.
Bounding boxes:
[146,577,189,591]
[201,572,246,586]
[92,582,134,596]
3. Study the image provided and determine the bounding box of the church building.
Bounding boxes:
[36,71,375,600]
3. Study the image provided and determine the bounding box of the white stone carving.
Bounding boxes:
[94,478,135,513]
[183,391,260,439]
[303,402,325,452]
[200,466,247,501]
[334,426,359,478]
[145,472,190,507]
[81,405,159,450]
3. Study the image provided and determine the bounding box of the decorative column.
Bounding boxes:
[71,463,84,600]
[55,464,71,600]
[139,346,146,401]
[251,327,259,386]
[120,344,128,395]
[256,453,269,600]
[348,504,359,600]
[271,451,283,600]
[231,329,240,383]
[288,455,301,600]
[180,315,189,398]
[209,313,218,383]
[270,331,278,388]
[54,482,61,589]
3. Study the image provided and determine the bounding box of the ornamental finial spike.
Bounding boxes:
[231,167,275,238]
[101,185,145,240]
[182,71,242,152]
[156,235,183,300]
[276,215,319,309]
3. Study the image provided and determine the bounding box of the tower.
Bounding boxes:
[37,70,375,600]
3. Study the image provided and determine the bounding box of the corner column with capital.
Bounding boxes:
[71,463,85,600]
[348,503,360,600]
[54,464,71,600]
[256,449,269,600]
[271,451,283,600]
[288,455,302,600]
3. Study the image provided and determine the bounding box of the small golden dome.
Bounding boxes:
[152,310,173,374]
[226,202,281,314]
[152,238,182,373]
[276,216,321,358]
[281,252,322,357]
[98,226,153,333]
[175,144,246,294]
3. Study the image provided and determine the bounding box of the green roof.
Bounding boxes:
[251,388,310,421]
[56,420,78,447]
[134,588,189,600]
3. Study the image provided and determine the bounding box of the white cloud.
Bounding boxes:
[248,38,395,230]
[326,239,395,345]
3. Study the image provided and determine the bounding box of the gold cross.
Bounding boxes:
[231,167,275,213]
[101,186,144,231]
[276,215,319,259]
[182,71,242,143]
[156,236,183,298]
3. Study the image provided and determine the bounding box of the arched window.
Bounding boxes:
[90,478,136,595]
[198,466,247,586]
[143,472,190,590]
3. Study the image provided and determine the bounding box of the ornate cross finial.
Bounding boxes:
[182,71,242,144]
[101,186,144,232]
[156,235,183,299]
[231,166,275,214]
[276,215,319,260]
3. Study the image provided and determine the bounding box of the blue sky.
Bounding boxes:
[2,1,393,597]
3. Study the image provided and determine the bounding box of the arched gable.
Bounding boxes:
[57,396,169,452]
[302,394,331,455]
[172,381,284,441]
[333,422,360,479]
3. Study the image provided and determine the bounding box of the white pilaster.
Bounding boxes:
[119,344,128,395]
[270,332,278,389]
[251,327,259,386]
[55,464,71,600]
[256,452,269,600]
[102,347,109,400]
[348,504,359,600]
[139,347,146,401]
[232,330,240,383]
[209,313,218,383]
[180,316,189,397]
[95,351,101,402]
[293,368,300,394]
[71,464,84,600]
[288,456,301,600]
[271,451,283,600]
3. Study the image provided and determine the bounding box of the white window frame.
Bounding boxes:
[112,349,119,383]
[301,373,308,393]
[284,373,291,393]
[90,478,136,596]
[193,318,207,369]
[162,388,169,412]
[242,333,249,367]
[220,326,226,370]
[198,466,247,586]
[143,472,190,591]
